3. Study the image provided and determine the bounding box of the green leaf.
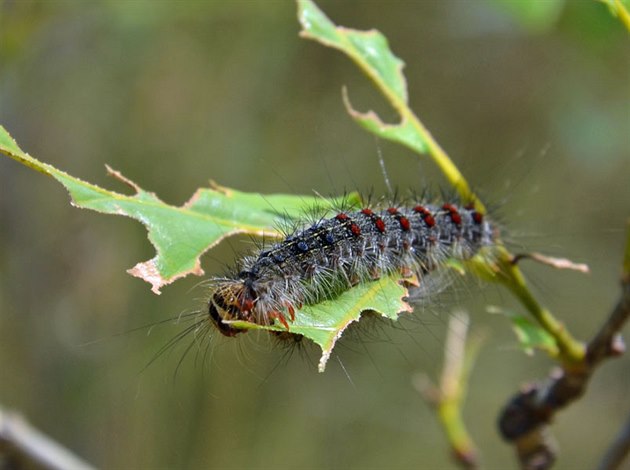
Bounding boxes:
[297,0,484,213]
[298,0,407,104]
[232,276,413,372]
[0,125,359,294]
[2,124,413,371]
[298,0,418,148]
[342,89,427,154]
[507,312,560,357]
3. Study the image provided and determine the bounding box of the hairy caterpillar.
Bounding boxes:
[207,199,497,337]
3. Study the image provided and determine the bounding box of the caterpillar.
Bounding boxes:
[207,199,497,337]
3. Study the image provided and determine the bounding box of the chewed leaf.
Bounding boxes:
[298,0,407,103]
[298,0,424,152]
[0,125,359,294]
[297,0,481,211]
[342,89,427,154]
[507,312,559,357]
[231,276,413,372]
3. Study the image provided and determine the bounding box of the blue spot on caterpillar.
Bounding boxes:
[207,199,496,337]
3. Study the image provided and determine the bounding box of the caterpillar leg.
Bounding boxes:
[269,311,291,331]
[285,302,296,321]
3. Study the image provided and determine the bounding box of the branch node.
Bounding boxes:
[517,428,558,470]
[610,333,626,357]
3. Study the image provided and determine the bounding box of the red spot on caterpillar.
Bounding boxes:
[413,205,429,215]
[387,207,410,231]
[335,213,349,222]
[350,223,361,236]
[442,204,462,225]
[362,207,387,233]
[424,215,436,227]
[472,212,483,224]
[414,206,436,228]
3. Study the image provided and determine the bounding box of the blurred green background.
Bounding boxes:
[1,1,628,468]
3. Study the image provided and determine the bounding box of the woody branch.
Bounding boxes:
[498,223,630,469]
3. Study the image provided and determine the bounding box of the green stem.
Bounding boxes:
[438,315,484,468]
[384,90,481,212]
[611,0,630,32]
[346,28,584,361]
[299,0,585,363]
[496,247,586,364]
[438,401,477,466]
[337,38,484,214]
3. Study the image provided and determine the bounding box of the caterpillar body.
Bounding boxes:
[208,200,496,337]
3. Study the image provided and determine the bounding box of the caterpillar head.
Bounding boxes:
[207,281,255,337]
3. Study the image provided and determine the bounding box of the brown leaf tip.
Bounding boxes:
[105,165,141,194]
[128,258,205,295]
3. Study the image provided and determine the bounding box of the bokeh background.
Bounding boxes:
[1,1,628,468]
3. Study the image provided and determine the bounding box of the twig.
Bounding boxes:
[598,410,630,470]
[414,311,486,469]
[498,223,630,469]
[495,246,586,365]
[0,406,96,470]
[511,252,590,274]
